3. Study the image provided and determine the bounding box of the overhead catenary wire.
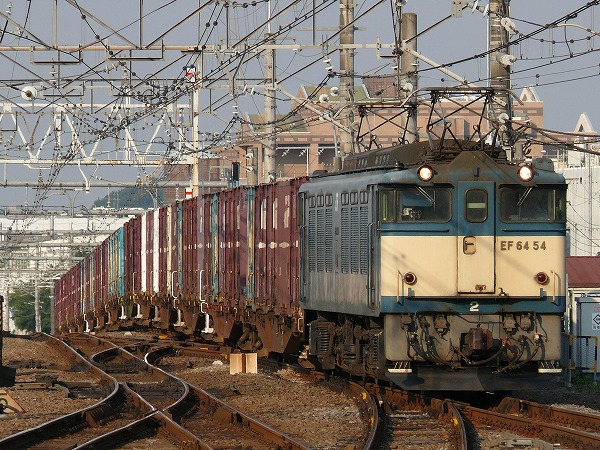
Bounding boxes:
[2,1,600,285]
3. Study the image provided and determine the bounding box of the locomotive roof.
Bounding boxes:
[306,139,564,186]
[338,139,503,174]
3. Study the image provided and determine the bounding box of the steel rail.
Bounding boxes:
[73,410,207,450]
[0,333,125,449]
[459,402,600,450]
[364,383,468,450]
[69,333,380,449]
[496,396,600,431]
[147,345,314,450]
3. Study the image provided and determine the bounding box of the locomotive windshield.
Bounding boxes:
[379,186,451,222]
[500,186,567,222]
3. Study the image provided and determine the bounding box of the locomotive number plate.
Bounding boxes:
[499,240,546,251]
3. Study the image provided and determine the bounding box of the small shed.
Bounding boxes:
[565,256,600,374]
[567,256,600,295]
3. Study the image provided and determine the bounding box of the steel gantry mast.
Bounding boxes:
[489,0,516,156]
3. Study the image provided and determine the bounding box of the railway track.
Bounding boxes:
[151,344,379,448]
[365,383,467,450]
[0,334,316,449]
[458,396,600,449]
[8,331,600,449]
[0,334,150,450]
[102,333,471,449]
[375,410,457,449]
[71,333,315,449]
[71,332,469,449]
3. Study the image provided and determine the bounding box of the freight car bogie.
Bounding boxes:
[202,306,304,355]
[303,311,387,381]
[112,297,307,356]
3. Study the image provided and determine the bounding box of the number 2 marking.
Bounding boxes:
[470,301,480,312]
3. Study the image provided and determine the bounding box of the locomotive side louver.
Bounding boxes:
[308,320,334,357]
[368,331,384,370]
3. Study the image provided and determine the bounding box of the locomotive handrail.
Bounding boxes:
[170,270,178,307]
[198,269,205,303]
[367,222,376,309]
[298,223,308,302]
[382,228,451,233]
[396,270,405,305]
[553,271,558,304]
[500,227,568,232]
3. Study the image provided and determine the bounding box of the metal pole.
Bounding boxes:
[489,0,513,155]
[139,0,144,47]
[35,279,41,332]
[336,0,355,169]
[50,285,55,335]
[306,147,309,176]
[246,147,258,185]
[263,33,277,183]
[401,12,418,143]
[0,292,3,360]
[2,284,8,333]
[192,86,200,197]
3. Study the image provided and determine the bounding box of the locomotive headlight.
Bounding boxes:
[404,272,417,285]
[535,272,549,285]
[417,165,434,182]
[517,164,534,182]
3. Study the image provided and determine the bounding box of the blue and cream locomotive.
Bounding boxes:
[299,139,566,390]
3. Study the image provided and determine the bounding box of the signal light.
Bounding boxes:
[535,272,549,285]
[417,165,434,182]
[404,272,417,285]
[517,164,534,182]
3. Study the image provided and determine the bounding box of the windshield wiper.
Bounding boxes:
[416,186,434,204]
[517,187,533,207]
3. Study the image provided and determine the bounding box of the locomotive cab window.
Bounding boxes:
[500,186,567,222]
[465,189,488,223]
[379,186,451,223]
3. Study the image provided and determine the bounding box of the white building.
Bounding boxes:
[555,114,600,257]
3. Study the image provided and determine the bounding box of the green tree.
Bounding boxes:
[93,187,163,209]
[10,287,52,333]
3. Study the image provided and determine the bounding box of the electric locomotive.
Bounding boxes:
[299,139,567,390]
[53,136,567,392]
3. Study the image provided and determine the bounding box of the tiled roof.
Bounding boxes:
[245,112,309,133]
[567,256,600,288]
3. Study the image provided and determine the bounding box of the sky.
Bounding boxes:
[406,1,600,131]
[0,0,598,211]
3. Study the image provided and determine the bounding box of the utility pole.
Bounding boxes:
[35,280,41,332]
[337,0,355,166]
[489,0,515,156]
[49,284,55,335]
[0,293,3,360]
[35,246,41,332]
[401,12,418,143]
[2,285,8,333]
[246,148,258,185]
[192,84,200,197]
[263,33,277,183]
